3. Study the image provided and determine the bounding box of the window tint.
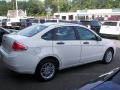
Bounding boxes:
[55,26,76,40]
[42,30,53,40]
[76,27,96,40]
[103,22,117,26]
[17,25,48,37]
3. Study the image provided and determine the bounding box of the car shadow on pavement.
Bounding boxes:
[3,68,37,82]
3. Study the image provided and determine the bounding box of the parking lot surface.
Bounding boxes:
[0,39,120,90]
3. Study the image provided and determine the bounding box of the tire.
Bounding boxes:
[35,59,58,81]
[102,49,113,64]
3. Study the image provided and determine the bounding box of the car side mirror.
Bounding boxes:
[96,36,102,41]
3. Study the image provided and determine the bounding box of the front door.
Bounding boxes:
[53,26,81,68]
[75,26,104,63]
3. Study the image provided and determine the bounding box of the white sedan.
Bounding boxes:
[0,23,116,81]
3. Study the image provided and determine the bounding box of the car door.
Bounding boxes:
[75,26,104,63]
[53,26,81,68]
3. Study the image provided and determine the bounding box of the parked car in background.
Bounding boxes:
[39,19,46,24]
[46,19,65,23]
[6,18,21,28]
[0,27,10,44]
[11,18,32,30]
[0,17,7,27]
[46,19,59,23]
[78,67,120,90]
[100,21,120,39]
[19,19,32,29]
[2,19,7,28]
[80,20,101,34]
[66,20,82,25]
[0,23,116,81]
[11,18,46,30]
[30,18,39,25]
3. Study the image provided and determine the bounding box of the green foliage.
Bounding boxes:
[0,0,120,16]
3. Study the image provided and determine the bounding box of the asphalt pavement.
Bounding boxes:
[0,40,120,90]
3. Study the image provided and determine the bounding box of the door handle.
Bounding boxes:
[57,42,65,45]
[83,42,89,44]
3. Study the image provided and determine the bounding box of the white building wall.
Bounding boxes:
[54,9,120,21]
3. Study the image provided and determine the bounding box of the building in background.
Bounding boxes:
[54,8,120,21]
[7,9,27,18]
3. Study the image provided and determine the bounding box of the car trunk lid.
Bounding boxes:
[100,25,120,35]
[1,34,28,53]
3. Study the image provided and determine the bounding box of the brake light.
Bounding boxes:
[12,42,27,51]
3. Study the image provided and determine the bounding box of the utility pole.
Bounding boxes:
[57,0,60,19]
[57,0,60,13]
[15,0,18,17]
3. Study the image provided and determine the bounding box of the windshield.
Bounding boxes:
[103,22,117,26]
[17,25,48,37]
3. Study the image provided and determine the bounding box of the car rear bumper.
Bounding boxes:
[0,48,38,74]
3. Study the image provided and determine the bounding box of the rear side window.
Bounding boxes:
[42,30,54,40]
[103,22,117,26]
[55,26,76,40]
[17,25,48,37]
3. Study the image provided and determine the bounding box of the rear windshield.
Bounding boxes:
[103,22,117,26]
[17,25,48,37]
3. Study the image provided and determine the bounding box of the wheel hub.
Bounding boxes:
[40,62,55,79]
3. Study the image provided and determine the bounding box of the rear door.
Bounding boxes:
[53,26,81,68]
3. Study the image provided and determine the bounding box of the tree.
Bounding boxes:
[27,0,45,16]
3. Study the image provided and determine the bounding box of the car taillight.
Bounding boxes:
[12,42,27,51]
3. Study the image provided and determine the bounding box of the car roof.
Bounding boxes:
[42,22,84,27]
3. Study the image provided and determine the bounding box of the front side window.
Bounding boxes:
[55,26,76,40]
[76,27,97,40]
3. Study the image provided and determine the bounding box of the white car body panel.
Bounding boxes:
[80,40,104,63]
[0,23,116,74]
[53,40,81,69]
